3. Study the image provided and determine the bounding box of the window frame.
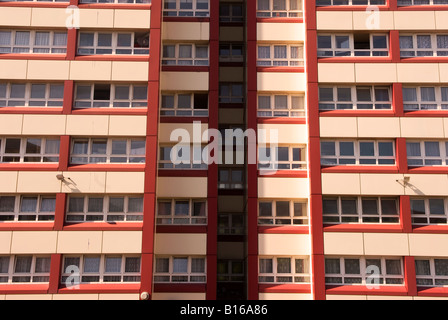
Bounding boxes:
[258,145,307,170]
[258,256,311,284]
[0,137,60,163]
[217,260,245,282]
[257,93,306,117]
[219,43,244,62]
[400,34,448,57]
[163,0,210,17]
[218,212,245,235]
[257,43,304,67]
[156,198,207,225]
[256,0,303,18]
[316,0,386,5]
[317,33,389,57]
[0,255,51,284]
[154,256,207,283]
[402,86,448,111]
[160,92,209,117]
[398,0,448,5]
[410,197,448,225]
[0,194,56,222]
[219,3,244,22]
[159,144,207,170]
[0,30,67,54]
[219,82,244,104]
[406,141,448,167]
[258,199,309,226]
[162,43,209,66]
[77,31,149,56]
[218,167,244,190]
[0,82,64,108]
[415,258,448,287]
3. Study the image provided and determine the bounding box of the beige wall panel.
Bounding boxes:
[157,177,207,197]
[258,177,309,198]
[161,72,209,91]
[257,23,305,41]
[320,117,357,138]
[0,60,28,80]
[360,174,405,195]
[0,232,12,254]
[108,115,147,136]
[352,11,394,30]
[218,109,244,124]
[158,122,209,143]
[220,26,244,42]
[69,61,112,81]
[114,9,151,29]
[219,67,244,82]
[102,231,142,254]
[405,174,448,196]
[155,233,207,255]
[367,296,413,300]
[257,73,306,92]
[258,124,308,144]
[105,172,145,193]
[99,294,140,300]
[397,64,439,83]
[31,8,67,27]
[17,172,62,193]
[217,242,245,260]
[324,232,364,255]
[444,118,448,138]
[435,11,448,29]
[355,63,397,83]
[111,62,149,82]
[414,296,448,300]
[400,118,444,138]
[218,196,245,212]
[66,115,109,136]
[409,234,448,257]
[57,231,103,254]
[357,117,400,138]
[318,63,355,83]
[394,11,436,30]
[152,293,205,300]
[0,115,23,135]
[363,233,409,256]
[11,231,57,254]
[61,172,106,193]
[316,11,353,30]
[440,64,448,83]
[259,293,312,300]
[321,173,360,195]
[5,295,52,300]
[53,294,99,300]
[0,7,32,26]
[162,22,209,40]
[0,295,4,300]
[326,295,367,300]
[79,9,114,28]
[258,234,310,255]
[22,115,66,135]
[0,172,18,193]
[27,60,70,80]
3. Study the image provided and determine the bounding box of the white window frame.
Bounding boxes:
[258,199,308,225]
[316,0,385,5]
[219,43,244,62]
[406,141,448,167]
[257,0,303,18]
[0,195,56,222]
[0,0,68,2]
[218,167,244,190]
[162,43,209,66]
[0,82,64,108]
[219,3,244,22]
[77,32,149,55]
[317,33,389,57]
[403,86,448,111]
[154,256,207,283]
[159,144,207,170]
[411,197,448,225]
[257,43,304,67]
[257,93,306,117]
[0,30,67,54]
[219,83,244,104]
[415,258,448,287]
[163,0,210,17]
[0,137,60,163]
[156,198,207,225]
[258,145,307,170]
[217,260,245,282]
[80,0,150,3]
[398,0,448,6]
[258,256,310,284]
[0,255,51,284]
[218,212,245,235]
[400,34,448,57]
[160,92,208,117]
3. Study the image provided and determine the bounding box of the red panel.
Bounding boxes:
[393,83,404,117]
[247,255,259,300]
[257,18,304,23]
[48,254,62,294]
[0,54,66,60]
[0,2,68,8]
[161,66,209,72]
[62,223,143,231]
[71,109,147,116]
[157,170,208,177]
[258,226,310,234]
[160,117,209,123]
[163,17,210,23]
[142,193,156,254]
[66,29,77,61]
[67,164,145,172]
[0,108,63,115]
[405,256,417,296]
[206,197,218,256]
[0,163,59,171]
[206,254,217,300]
[257,67,305,73]
[396,138,408,174]
[58,283,140,294]
[62,80,74,115]
[323,224,404,233]
[321,166,399,174]
[0,284,49,295]
[77,3,151,9]
[312,254,326,300]
[258,170,308,178]
[58,135,70,172]
[140,253,153,299]
[0,223,54,231]
[318,57,392,63]
[54,193,67,231]
[390,31,401,63]
[257,118,307,125]
[156,225,207,233]
[258,283,311,293]
[325,285,408,296]
[153,283,206,293]
[400,195,412,233]
[320,110,396,117]
[413,225,448,234]
[417,287,448,297]
[74,55,149,62]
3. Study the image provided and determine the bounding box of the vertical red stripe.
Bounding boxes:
[66,29,77,61]
[139,253,153,299]
[62,80,74,115]
[58,135,70,172]
[404,256,417,296]
[400,195,412,233]
[54,193,66,231]
[390,30,401,63]
[396,138,408,174]
[48,254,62,294]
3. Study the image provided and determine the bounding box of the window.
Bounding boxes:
[411,198,448,225]
[415,258,448,287]
[163,0,209,17]
[403,86,448,111]
[219,43,244,62]
[0,30,67,54]
[70,138,145,164]
[159,145,207,169]
[61,255,141,284]
[66,195,143,223]
[0,195,55,222]
[317,34,389,57]
[316,0,385,5]
[217,260,244,282]
[258,145,307,170]
[0,255,51,283]
[400,34,448,57]
[257,44,304,67]
[218,213,244,235]
[259,256,310,283]
[218,168,244,189]
[74,84,147,109]
[325,257,404,285]
[257,0,303,18]
[157,199,206,225]
[220,3,244,22]
[77,32,149,55]
[258,200,308,225]
[0,82,64,108]
[0,137,59,163]
[154,256,206,283]
[398,0,448,6]
[319,86,392,110]
[321,140,395,166]
[80,0,150,3]
[258,94,305,117]
[161,92,208,116]
[407,141,448,167]
[323,196,399,224]
[0,0,68,2]
[162,43,209,66]
[219,83,244,104]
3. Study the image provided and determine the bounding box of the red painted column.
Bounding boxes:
[58,135,71,172]
[393,83,404,117]
[48,254,62,294]
[400,195,412,233]
[62,80,74,115]
[396,138,408,174]
[390,30,401,63]
[404,256,417,296]
[54,193,67,231]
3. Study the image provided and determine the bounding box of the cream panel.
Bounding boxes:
[257,73,306,92]
[0,115,23,135]
[31,8,67,27]
[57,231,103,254]
[0,60,28,80]
[114,9,151,29]
[17,172,62,193]
[414,296,448,300]
[155,234,207,255]
[220,27,244,42]
[0,295,4,300]
[161,72,209,91]
[53,294,99,300]
[400,117,444,138]
[218,109,244,124]
[158,123,209,143]
[5,295,52,300]
[257,23,305,42]
[61,172,106,193]
[405,174,448,196]
[259,234,310,255]
[105,172,145,193]
[352,11,394,30]
[316,11,353,30]
[394,11,436,30]
[409,234,448,257]
[363,233,409,256]
[0,7,32,26]
[357,117,400,138]
[22,115,66,135]
[435,11,448,30]
[324,232,364,255]
[69,61,112,81]
[258,124,308,144]
[367,296,413,300]
[217,242,245,260]
[440,64,448,83]
[0,172,18,193]
[258,177,309,198]
[162,22,209,40]
[99,294,140,300]
[326,295,367,300]
[219,67,244,82]
[108,116,147,136]
[157,177,207,197]
[397,64,439,83]
[0,232,12,254]
[66,115,109,136]
[444,118,448,138]
[321,173,360,195]
[102,231,142,254]
[152,293,205,300]
[259,293,312,300]
[318,63,355,83]
[111,62,149,82]
[27,60,70,80]
[79,9,114,28]
[355,63,397,83]
[11,231,57,254]
[319,117,357,138]
[360,174,405,196]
